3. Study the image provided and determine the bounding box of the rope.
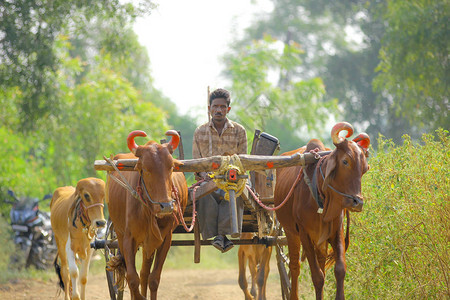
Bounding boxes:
[173,186,199,232]
[104,156,141,201]
[172,179,207,232]
[75,197,104,240]
[247,148,324,212]
[246,167,303,211]
[211,154,246,200]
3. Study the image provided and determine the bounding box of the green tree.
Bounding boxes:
[226,0,448,145]
[374,0,449,130]
[224,35,337,151]
[48,46,169,184]
[0,0,154,131]
[0,1,191,202]
[62,13,197,160]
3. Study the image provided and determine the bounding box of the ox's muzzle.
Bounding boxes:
[348,195,364,212]
[95,219,107,228]
[155,199,175,217]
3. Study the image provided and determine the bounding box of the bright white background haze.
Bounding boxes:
[134,0,272,124]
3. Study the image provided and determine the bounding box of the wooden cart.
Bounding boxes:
[91,130,330,300]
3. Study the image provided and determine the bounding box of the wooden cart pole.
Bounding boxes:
[207,86,210,122]
[194,220,201,263]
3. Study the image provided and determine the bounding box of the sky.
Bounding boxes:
[133,0,272,124]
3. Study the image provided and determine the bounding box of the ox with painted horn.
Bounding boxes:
[107,130,188,300]
[274,122,370,300]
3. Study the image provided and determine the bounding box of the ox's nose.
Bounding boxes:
[350,196,364,212]
[96,219,106,228]
[155,200,175,217]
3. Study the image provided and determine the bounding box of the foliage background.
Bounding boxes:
[0,0,448,298]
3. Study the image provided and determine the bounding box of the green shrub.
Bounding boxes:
[345,129,449,299]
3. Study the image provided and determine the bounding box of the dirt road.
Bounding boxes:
[0,268,283,300]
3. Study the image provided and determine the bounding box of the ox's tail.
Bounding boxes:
[53,254,64,291]
[325,210,350,270]
[106,252,127,291]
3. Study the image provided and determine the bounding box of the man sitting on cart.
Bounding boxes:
[192,88,247,253]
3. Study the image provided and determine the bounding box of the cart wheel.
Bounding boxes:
[275,219,291,300]
[104,218,124,300]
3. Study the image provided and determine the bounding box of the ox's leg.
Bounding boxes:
[257,246,272,300]
[122,233,145,300]
[285,229,301,300]
[148,233,172,300]
[317,243,327,273]
[140,248,155,298]
[331,229,346,300]
[299,231,324,300]
[65,238,81,300]
[238,246,254,300]
[55,236,71,300]
[79,247,94,300]
[248,253,258,298]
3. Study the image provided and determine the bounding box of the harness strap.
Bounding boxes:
[104,156,140,200]
[302,160,324,214]
[72,197,104,229]
[104,156,154,209]
[319,165,361,202]
[137,172,154,208]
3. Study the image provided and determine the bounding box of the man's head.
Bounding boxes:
[209,88,230,106]
[209,88,231,124]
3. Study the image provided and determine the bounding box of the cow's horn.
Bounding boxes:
[127,130,147,154]
[165,130,180,150]
[352,133,370,150]
[331,122,354,145]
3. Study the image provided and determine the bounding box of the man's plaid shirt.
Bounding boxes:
[192,118,247,159]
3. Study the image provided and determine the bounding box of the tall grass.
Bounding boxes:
[345,129,449,299]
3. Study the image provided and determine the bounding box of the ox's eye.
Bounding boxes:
[84,193,91,202]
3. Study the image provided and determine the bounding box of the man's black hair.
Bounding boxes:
[209,88,231,106]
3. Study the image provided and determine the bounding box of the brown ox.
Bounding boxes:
[51,178,106,300]
[274,122,370,300]
[238,169,275,300]
[107,130,188,300]
[238,232,272,300]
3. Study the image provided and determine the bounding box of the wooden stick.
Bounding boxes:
[207,86,211,122]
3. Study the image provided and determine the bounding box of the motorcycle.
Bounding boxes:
[6,190,57,270]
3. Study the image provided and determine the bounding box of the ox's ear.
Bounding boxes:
[134,147,143,171]
[134,146,143,157]
[323,153,337,185]
[166,143,175,154]
[173,159,184,171]
[75,181,82,198]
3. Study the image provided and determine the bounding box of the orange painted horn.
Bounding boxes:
[331,122,354,145]
[165,130,180,150]
[352,133,370,150]
[127,130,147,154]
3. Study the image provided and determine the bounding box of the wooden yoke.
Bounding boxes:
[93,151,331,173]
